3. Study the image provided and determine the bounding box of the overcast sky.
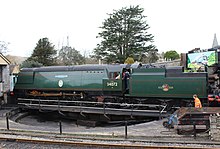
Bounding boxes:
[0,0,220,57]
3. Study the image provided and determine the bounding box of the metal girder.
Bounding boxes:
[18,103,168,117]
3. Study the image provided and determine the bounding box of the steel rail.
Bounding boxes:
[0,133,217,149]
[0,129,218,146]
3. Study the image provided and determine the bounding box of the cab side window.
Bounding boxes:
[109,72,120,79]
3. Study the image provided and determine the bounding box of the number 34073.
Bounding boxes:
[107,82,118,87]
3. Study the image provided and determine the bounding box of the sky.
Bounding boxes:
[0,0,220,57]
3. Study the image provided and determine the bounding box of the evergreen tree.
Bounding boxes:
[20,60,43,68]
[28,38,57,66]
[164,50,180,61]
[93,5,157,63]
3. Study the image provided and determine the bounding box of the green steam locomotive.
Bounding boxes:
[13,63,211,120]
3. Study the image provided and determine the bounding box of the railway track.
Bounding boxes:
[0,136,215,149]
[0,106,219,148]
[0,130,218,149]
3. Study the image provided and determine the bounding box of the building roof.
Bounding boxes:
[0,53,10,65]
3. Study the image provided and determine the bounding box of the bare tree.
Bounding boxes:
[0,41,9,54]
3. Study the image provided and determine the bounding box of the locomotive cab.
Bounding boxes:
[102,65,124,96]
